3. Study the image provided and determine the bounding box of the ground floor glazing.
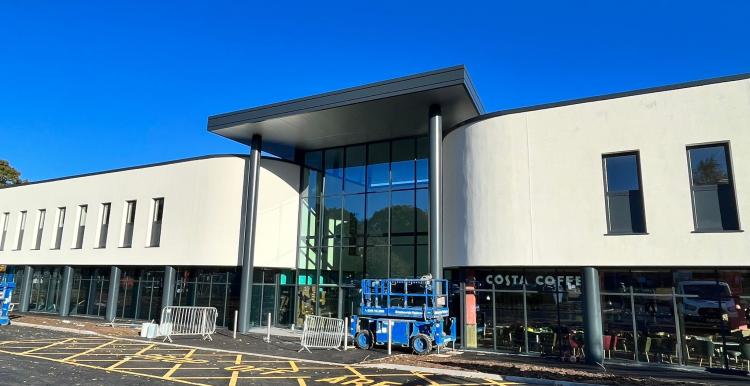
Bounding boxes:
[6,264,750,371]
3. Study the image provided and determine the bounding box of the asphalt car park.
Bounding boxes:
[0,325,523,386]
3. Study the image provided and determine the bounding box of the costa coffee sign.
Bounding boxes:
[485,273,582,288]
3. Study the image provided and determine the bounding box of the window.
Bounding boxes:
[121,201,136,247]
[16,211,27,250]
[687,143,740,231]
[52,207,66,249]
[602,152,646,234]
[97,203,111,248]
[34,209,46,249]
[149,198,164,247]
[73,205,87,249]
[0,212,9,251]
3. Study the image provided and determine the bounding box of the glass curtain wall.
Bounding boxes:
[454,268,585,359]
[68,267,109,317]
[28,267,64,313]
[114,268,164,322]
[600,269,750,370]
[296,136,430,326]
[175,267,242,327]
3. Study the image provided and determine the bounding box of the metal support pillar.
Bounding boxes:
[428,105,442,280]
[582,266,604,365]
[105,266,121,322]
[58,266,74,317]
[162,266,176,310]
[19,265,34,312]
[239,134,262,333]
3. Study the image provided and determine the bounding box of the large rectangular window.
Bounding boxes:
[33,209,46,250]
[16,211,27,250]
[73,205,87,249]
[52,207,66,249]
[602,152,646,234]
[687,143,740,231]
[97,203,111,248]
[149,198,164,247]
[122,201,136,248]
[0,212,8,250]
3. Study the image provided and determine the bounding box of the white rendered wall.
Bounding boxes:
[0,156,247,267]
[253,159,300,269]
[444,78,750,268]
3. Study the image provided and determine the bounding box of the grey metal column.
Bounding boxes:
[58,266,74,317]
[238,134,262,333]
[105,266,121,322]
[19,265,34,312]
[582,267,604,365]
[162,266,176,309]
[428,105,443,280]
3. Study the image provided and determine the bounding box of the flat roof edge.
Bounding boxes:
[0,154,255,190]
[207,65,478,130]
[448,72,750,134]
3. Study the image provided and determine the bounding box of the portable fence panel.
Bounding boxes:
[299,315,345,352]
[159,306,218,342]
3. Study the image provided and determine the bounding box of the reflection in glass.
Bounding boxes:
[391,138,415,189]
[344,145,366,193]
[324,148,344,195]
[367,142,390,192]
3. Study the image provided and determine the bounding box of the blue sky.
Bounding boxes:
[2,1,748,181]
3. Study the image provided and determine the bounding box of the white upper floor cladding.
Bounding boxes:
[0,156,299,268]
[444,76,750,268]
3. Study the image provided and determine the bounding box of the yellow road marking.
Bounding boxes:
[228,353,242,386]
[413,371,439,385]
[107,342,156,370]
[298,379,308,386]
[62,339,118,361]
[163,348,196,379]
[22,338,76,354]
[0,348,210,386]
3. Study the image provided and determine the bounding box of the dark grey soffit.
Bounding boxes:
[207,65,484,155]
[447,72,750,135]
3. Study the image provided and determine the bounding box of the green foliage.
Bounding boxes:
[0,160,27,186]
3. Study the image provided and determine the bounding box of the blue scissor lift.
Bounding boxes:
[0,273,15,326]
[349,278,456,355]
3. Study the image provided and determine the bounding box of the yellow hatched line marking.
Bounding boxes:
[62,339,118,361]
[298,378,307,386]
[228,354,242,386]
[22,338,76,354]
[412,371,440,385]
[163,348,196,379]
[484,380,521,386]
[0,348,210,386]
[107,343,156,370]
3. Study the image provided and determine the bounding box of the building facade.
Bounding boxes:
[2,66,750,370]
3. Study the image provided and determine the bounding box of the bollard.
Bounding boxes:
[343,317,349,350]
[233,310,238,339]
[387,319,393,355]
[265,312,271,342]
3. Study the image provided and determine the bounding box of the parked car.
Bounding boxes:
[677,280,747,330]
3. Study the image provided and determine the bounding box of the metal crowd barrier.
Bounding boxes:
[299,315,344,352]
[159,306,218,343]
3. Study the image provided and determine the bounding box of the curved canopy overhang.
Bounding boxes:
[207,66,484,158]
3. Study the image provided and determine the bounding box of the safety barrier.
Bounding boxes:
[159,306,218,343]
[299,315,344,352]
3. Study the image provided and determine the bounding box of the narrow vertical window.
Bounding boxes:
[34,209,46,249]
[1,212,9,251]
[603,152,646,234]
[98,203,111,248]
[53,207,66,249]
[149,198,164,247]
[16,211,27,250]
[122,201,136,247]
[74,205,87,249]
[687,143,740,231]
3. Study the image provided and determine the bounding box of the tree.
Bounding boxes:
[693,156,727,185]
[0,160,27,186]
